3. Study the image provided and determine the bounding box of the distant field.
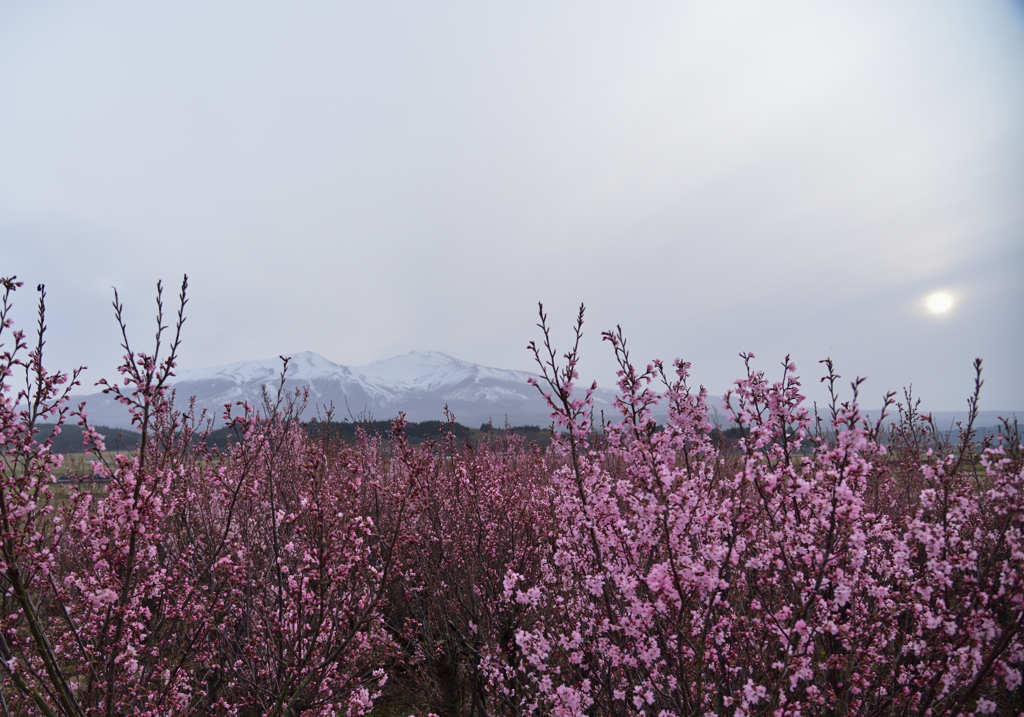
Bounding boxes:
[53,451,126,479]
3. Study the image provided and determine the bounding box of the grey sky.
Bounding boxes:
[2,1,1022,413]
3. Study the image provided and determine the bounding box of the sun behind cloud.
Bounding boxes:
[925,291,955,314]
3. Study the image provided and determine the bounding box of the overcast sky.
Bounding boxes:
[2,1,1022,413]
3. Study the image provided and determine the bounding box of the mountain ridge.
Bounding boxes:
[71,350,617,430]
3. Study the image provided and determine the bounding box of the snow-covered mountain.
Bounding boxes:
[72,350,620,430]
[64,351,1021,434]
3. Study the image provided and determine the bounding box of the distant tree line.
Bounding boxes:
[36,419,555,453]
[50,419,964,457]
[36,423,142,454]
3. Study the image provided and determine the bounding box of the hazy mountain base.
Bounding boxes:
[66,383,622,431]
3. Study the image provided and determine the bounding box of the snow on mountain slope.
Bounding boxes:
[353,351,535,392]
[70,350,619,430]
[175,351,351,385]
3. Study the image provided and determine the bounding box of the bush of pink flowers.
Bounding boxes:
[0,279,1020,717]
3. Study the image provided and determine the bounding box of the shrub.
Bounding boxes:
[0,283,1020,716]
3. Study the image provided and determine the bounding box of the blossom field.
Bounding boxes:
[2,276,1022,717]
